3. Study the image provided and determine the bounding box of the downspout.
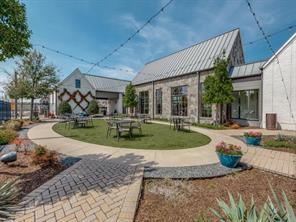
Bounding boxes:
[260,67,263,128]
[152,81,155,119]
[197,72,200,123]
[55,89,58,115]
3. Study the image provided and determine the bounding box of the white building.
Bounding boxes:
[49,68,130,115]
[262,33,296,130]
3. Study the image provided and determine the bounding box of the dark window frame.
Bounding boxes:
[139,91,149,114]
[155,88,162,115]
[171,85,188,116]
[200,83,212,118]
[231,89,259,121]
[75,79,81,88]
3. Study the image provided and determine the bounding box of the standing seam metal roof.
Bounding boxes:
[83,74,130,93]
[229,60,266,78]
[132,28,240,85]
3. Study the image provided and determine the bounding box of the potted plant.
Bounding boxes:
[244,130,262,146]
[216,141,243,168]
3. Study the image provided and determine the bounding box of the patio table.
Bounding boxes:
[171,116,189,131]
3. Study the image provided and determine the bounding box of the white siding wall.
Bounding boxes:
[57,69,95,114]
[262,35,296,130]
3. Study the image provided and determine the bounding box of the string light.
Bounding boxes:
[86,0,175,73]
[246,0,295,124]
[34,44,133,73]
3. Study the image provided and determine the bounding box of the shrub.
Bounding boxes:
[210,186,296,222]
[4,120,22,131]
[215,141,242,156]
[87,100,99,115]
[193,123,225,130]
[31,145,59,167]
[0,180,19,220]
[58,101,72,115]
[244,130,262,138]
[0,130,17,145]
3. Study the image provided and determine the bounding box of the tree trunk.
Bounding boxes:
[219,103,223,124]
[20,98,23,119]
[14,98,18,119]
[30,97,34,121]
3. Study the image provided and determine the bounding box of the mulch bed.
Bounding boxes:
[0,152,66,202]
[135,169,296,222]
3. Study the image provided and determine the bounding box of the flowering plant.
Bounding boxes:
[215,141,243,156]
[10,137,30,153]
[244,130,262,138]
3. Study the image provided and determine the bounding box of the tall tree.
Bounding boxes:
[123,83,137,115]
[203,56,233,124]
[17,50,59,120]
[0,0,31,61]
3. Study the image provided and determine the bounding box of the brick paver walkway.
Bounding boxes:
[17,121,295,222]
[14,156,143,222]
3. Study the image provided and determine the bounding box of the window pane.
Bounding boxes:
[171,86,188,116]
[155,89,162,114]
[139,91,149,114]
[75,79,81,88]
[200,83,212,117]
[231,91,240,119]
[231,89,259,120]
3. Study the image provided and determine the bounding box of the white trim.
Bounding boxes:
[263,32,296,68]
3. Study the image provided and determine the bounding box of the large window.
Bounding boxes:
[171,85,188,116]
[200,83,212,118]
[139,91,149,114]
[75,79,81,88]
[155,88,162,114]
[231,89,259,120]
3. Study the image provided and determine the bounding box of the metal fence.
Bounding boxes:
[0,100,11,121]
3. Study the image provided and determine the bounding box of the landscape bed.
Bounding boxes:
[0,151,67,202]
[135,169,296,222]
[53,120,211,150]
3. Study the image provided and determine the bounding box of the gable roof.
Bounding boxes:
[132,28,241,85]
[83,73,130,93]
[60,68,130,93]
[229,60,266,79]
[263,32,296,69]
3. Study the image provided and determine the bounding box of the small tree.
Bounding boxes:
[87,100,99,115]
[123,83,137,115]
[0,0,31,61]
[203,56,233,124]
[5,70,29,119]
[17,50,59,120]
[58,101,72,115]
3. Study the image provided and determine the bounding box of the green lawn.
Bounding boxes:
[53,120,211,150]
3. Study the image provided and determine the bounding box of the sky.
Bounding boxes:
[1,0,296,92]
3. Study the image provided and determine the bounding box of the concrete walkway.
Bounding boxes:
[17,121,295,222]
[220,128,296,178]
[27,121,296,177]
[28,121,245,167]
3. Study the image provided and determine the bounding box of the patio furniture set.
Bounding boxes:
[59,114,94,129]
[170,116,191,131]
[106,117,142,141]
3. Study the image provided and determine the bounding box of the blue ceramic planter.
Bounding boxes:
[245,136,261,146]
[216,152,242,168]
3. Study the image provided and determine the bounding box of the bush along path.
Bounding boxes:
[0,121,80,221]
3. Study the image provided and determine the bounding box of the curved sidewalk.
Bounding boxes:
[27,121,245,167]
[27,121,296,177]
